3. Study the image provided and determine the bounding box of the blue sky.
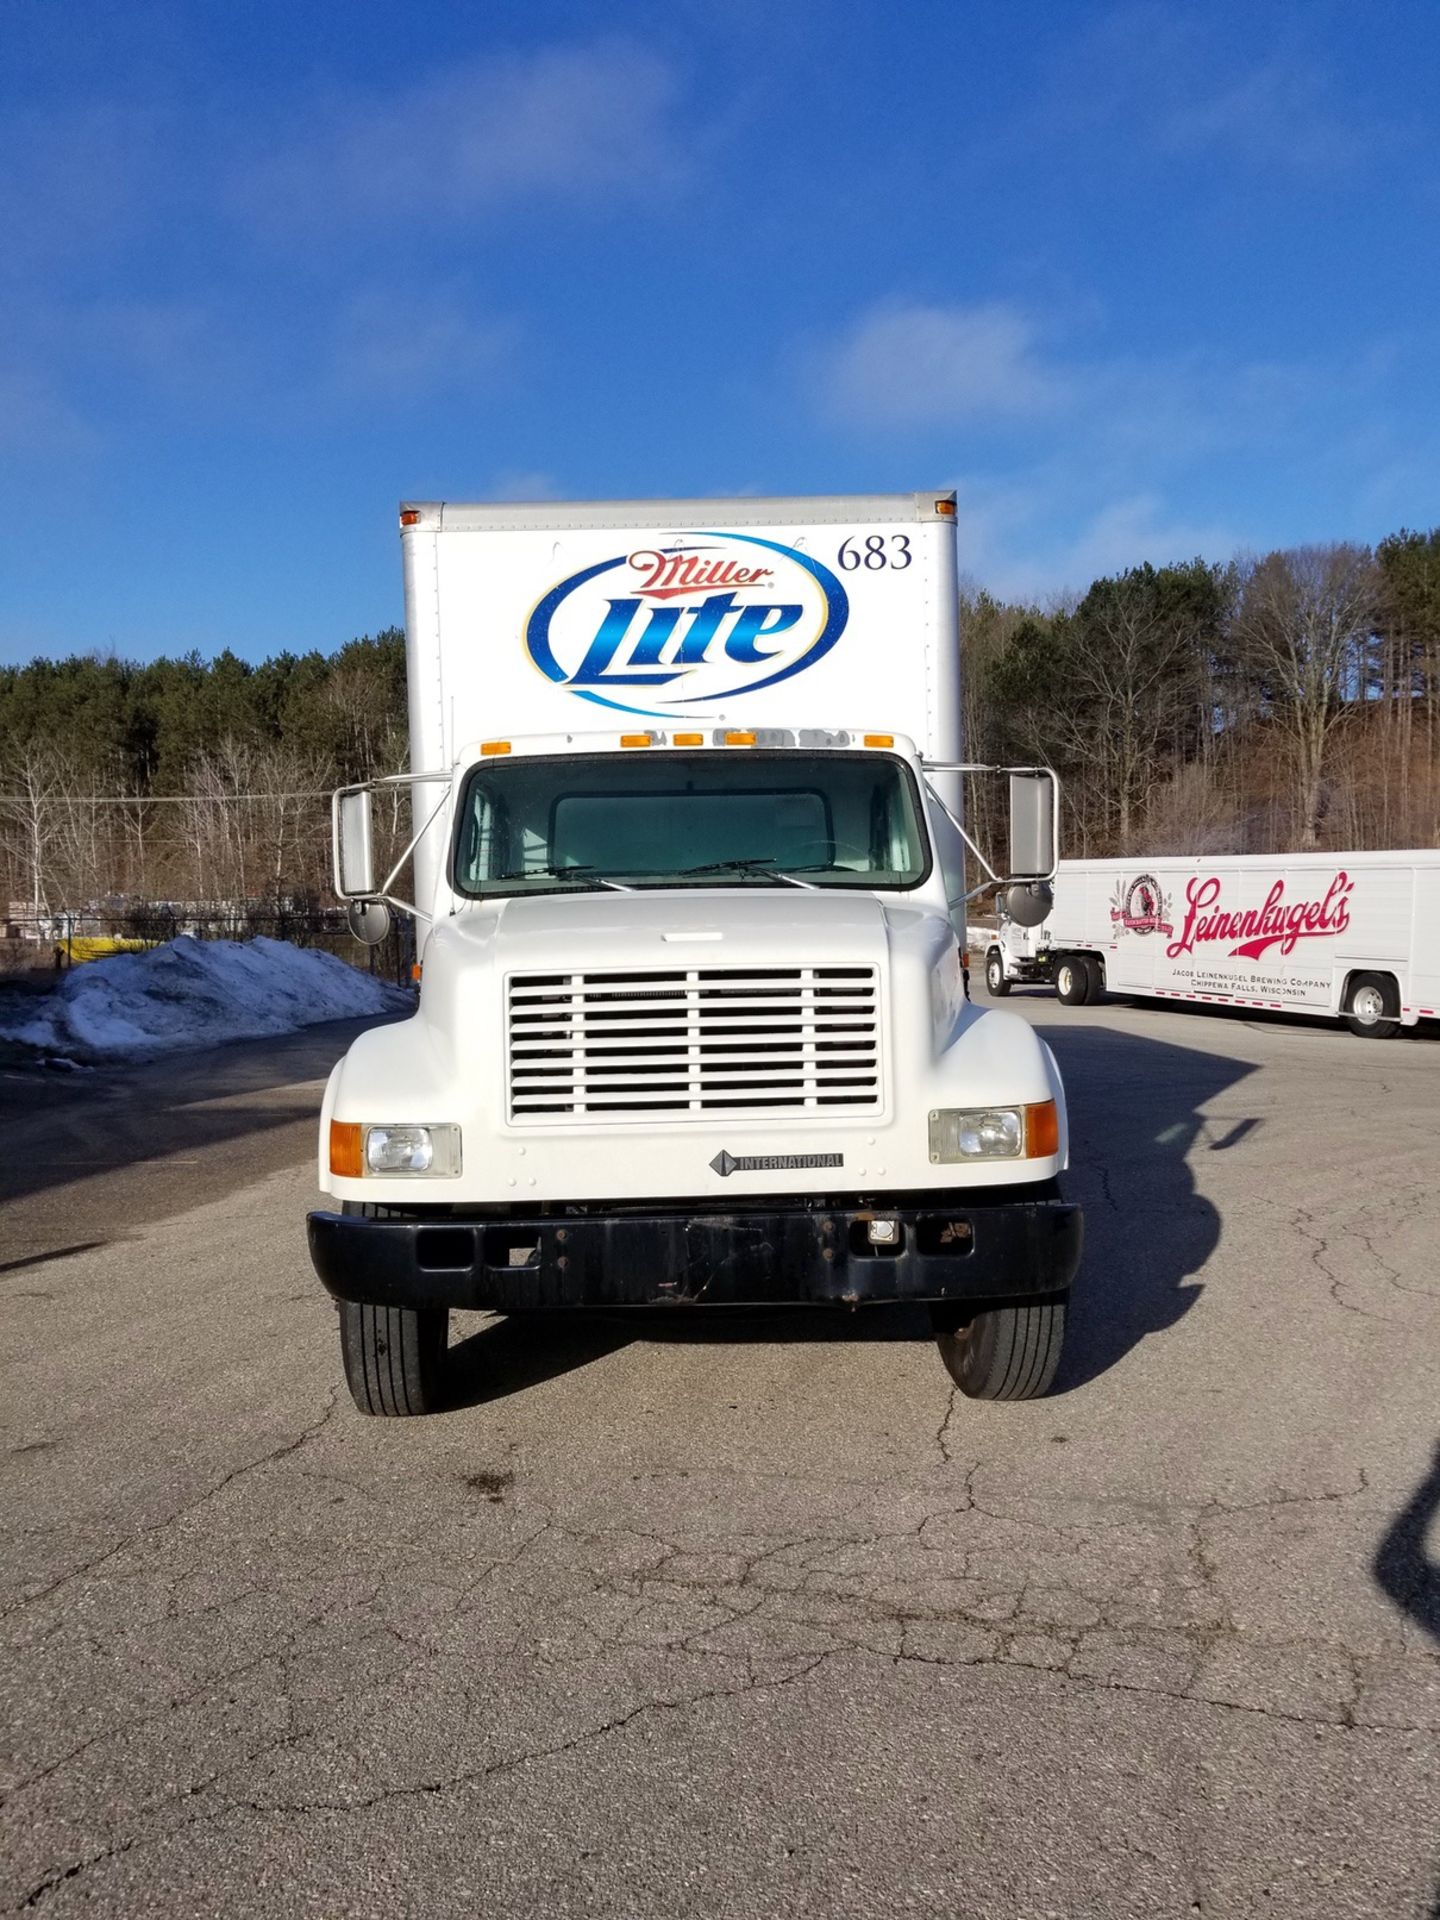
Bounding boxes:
[3,0,1438,666]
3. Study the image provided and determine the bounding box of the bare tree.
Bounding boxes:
[1232,544,1378,847]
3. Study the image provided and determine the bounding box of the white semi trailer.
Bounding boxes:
[984,851,1440,1038]
[309,494,1082,1414]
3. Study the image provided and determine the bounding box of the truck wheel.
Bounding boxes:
[932,1296,1067,1400]
[1344,973,1401,1040]
[985,949,1010,996]
[1079,955,1105,1003]
[339,1300,449,1416]
[1054,956,1091,1006]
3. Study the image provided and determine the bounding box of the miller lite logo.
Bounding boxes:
[524,531,850,719]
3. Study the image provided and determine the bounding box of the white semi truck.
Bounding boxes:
[983,851,1440,1038]
[308,494,1082,1414]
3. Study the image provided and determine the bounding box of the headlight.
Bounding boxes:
[929,1100,1058,1162]
[356,1123,461,1176]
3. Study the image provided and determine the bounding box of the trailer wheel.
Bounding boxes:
[1054,955,1091,1006]
[932,1295,1068,1401]
[985,949,1010,997]
[1344,973,1401,1040]
[339,1300,450,1416]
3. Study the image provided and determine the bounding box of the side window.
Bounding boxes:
[458,780,509,889]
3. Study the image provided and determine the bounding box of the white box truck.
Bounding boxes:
[984,851,1440,1038]
[308,494,1083,1414]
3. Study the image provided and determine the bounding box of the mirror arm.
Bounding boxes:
[332,770,452,904]
[922,779,1001,883]
[380,894,432,925]
[920,760,1060,886]
[378,787,452,899]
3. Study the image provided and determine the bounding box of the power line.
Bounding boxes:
[0,791,336,804]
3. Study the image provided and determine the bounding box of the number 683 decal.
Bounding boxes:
[837,534,912,571]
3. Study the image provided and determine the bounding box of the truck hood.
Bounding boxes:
[436,886,895,973]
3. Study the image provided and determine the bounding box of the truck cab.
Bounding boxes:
[307,497,1082,1412]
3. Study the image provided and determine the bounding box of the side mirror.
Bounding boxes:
[1009,772,1054,880]
[345,898,392,946]
[1003,881,1053,928]
[337,789,375,896]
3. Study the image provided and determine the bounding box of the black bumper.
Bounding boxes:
[307,1198,1083,1313]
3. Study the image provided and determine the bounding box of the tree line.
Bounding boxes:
[962,527,1440,864]
[0,632,406,927]
[2,524,1437,928]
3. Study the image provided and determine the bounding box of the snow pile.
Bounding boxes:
[1,936,409,1060]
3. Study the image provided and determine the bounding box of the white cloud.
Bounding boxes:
[0,102,161,281]
[231,41,684,238]
[954,480,1240,605]
[815,295,1321,461]
[330,292,513,404]
[1160,55,1365,174]
[483,471,560,502]
[1037,5,1394,179]
[820,301,1066,429]
[0,363,96,456]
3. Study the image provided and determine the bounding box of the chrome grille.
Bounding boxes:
[507,966,881,1119]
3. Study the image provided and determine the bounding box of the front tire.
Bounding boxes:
[340,1299,449,1416]
[985,950,1011,997]
[1344,972,1401,1040]
[932,1295,1068,1400]
[1054,955,1091,1006]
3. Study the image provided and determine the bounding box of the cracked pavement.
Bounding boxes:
[1,995,1438,1916]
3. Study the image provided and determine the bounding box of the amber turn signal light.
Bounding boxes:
[329,1120,364,1178]
[1024,1100,1060,1158]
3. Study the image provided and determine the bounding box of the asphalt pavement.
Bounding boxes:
[1,988,1437,1918]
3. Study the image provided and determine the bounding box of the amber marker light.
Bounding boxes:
[619,734,653,748]
[480,740,511,755]
[399,509,421,526]
[329,1121,364,1177]
[673,732,704,746]
[935,498,956,516]
[864,733,895,748]
[1024,1100,1060,1158]
[724,731,757,746]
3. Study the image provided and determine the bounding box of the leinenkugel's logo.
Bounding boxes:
[1167,873,1353,961]
[1111,874,1173,937]
[525,532,850,719]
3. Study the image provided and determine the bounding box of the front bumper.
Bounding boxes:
[307,1197,1083,1312]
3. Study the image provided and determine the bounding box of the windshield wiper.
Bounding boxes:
[500,866,633,893]
[675,858,812,889]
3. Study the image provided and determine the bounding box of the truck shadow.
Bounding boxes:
[1373,1442,1440,1644]
[1033,1024,1255,1392]
[445,1024,1255,1407]
[1372,1444,1440,1920]
[445,1303,936,1408]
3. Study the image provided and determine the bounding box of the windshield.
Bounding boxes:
[451,751,931,896]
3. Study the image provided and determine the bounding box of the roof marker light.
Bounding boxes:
[399,509,421,526]
[673,732,704,746]
[935,499,956,517]
[724,731,757,746]
[480,740,511,755]
[864,733,895,748]
[620,734,653,748]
